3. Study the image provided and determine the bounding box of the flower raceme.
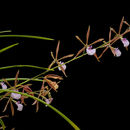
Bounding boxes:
[0,16,130,130]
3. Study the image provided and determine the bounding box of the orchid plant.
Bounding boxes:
[0,17,130,130]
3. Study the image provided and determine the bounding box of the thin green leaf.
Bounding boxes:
[0,43,19,53]
[0,65,53,71]
[0,30,12,34]
[0,118,6,130]
[0,35,54,41]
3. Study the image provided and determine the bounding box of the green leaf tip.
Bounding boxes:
[0,30,12,34]
[0,118,6,130]
[0,43,19,53]
[0,35,54,41]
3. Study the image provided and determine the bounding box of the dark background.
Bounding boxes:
[0,1,130,130]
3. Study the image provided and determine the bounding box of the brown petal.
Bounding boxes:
[75,36,85,45]
[50,51,55,60]
[23,85,33,96]
[123,21,130,26]
[3,98,11,112]
[45,74,63,80]
[2,79,12,88]
[119,16,124,34]
[122,29,130,36]
[0,115,8,119]
[109,28,112,41]
[98,46,109,59]
[110,36,120,45]
[0,92,10,101]
[10,100,14,116]
[45,79,59,91]
[86,25,90,45]
[94,53,100,62]
[48,59,56,69]
[14,70,20,87]
[58,54,74,61]
[21,96,27,105]
[110,47,116,56]
[48,52,56,69]
[56,40,60,60]
[75,46,86,58]
[110,27,117,34]
[36,101,39,112]
[41,80,45,90]
[57,61,67,77]
[89,38,104,46]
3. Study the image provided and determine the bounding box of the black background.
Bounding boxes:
[0,1,130,130]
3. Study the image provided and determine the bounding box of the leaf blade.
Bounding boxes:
[0,43,19,53]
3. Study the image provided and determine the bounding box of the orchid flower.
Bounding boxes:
[121,38,130,47]
[48,40,74,77]
[45,98,53,107]
[11,90,21,100]
[0,82,7,89]
[111,47,122,57]
[58,61,67,71]
[15,101,23,111]
[86,46,96,56]
[75,26,103,61]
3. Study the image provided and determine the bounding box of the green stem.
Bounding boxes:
[15,70,50,87]
[0,35,54,41]
[0,89,80,130]
[14,53,88,87]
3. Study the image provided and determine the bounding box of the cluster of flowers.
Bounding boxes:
[85,37,129,57]
[0,17,130,117]
[0,82,23,111]
[75,17,130,61]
